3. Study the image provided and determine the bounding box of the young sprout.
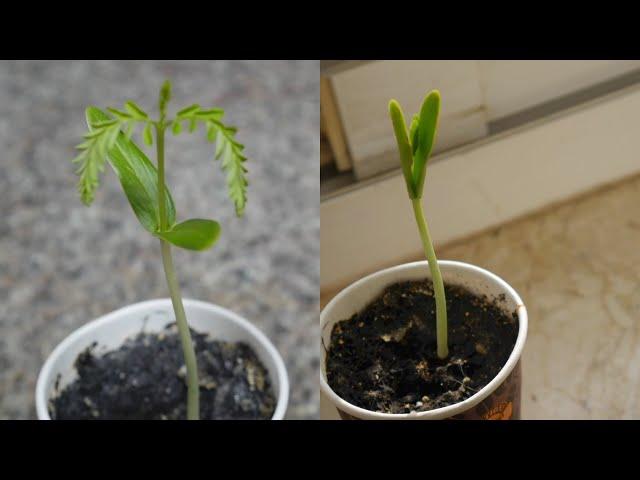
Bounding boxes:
[72,80,248,419]
[388,90,448,359]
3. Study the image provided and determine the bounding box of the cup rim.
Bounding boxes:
[36,298,289,420]
[319,260,528,420]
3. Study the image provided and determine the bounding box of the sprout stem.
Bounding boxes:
[411,198,448,359]
[156,123,200,420]
[160,239,199,419]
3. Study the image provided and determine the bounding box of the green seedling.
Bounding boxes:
[388,90,448,359]
[72,81,248,419]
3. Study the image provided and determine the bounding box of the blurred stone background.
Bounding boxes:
[0,60,319,419]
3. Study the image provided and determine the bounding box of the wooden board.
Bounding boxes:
[329,60,488,179]
[327,60,640,181]
[321,83,640,291]
[320,75,352,171]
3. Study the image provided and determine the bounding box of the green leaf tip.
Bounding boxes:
[72,106,124,206]
[159,80,172,118]
[167,99,247,216]
[388,90,441,199]
[206,119,248,216]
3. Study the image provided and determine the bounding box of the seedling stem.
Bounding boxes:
[72,80,248,419]
[389,90,448,359]
[411,198,448,358]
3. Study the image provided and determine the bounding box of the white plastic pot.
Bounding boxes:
[36,298,289,420]
[320,260,527,420]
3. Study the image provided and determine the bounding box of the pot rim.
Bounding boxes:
[36,298,289,420]
[320,260,528,420]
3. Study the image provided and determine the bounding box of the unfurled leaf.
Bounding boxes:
[155,219,221,251]
[73,117,126,205]
[205,119,248,216]
[85,107,176,232]
[174,103,247,215]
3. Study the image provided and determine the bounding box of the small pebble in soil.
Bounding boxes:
[50,323,276,420]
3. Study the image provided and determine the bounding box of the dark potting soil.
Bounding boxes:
[50,324,276,420]
[325,280,518,414]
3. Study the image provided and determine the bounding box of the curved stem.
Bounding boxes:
[156,123,200,420]
[411,198,448,359]
[160,240,199,419]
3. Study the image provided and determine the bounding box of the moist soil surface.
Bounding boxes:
[325,280,518,414]
[50,324,276,420]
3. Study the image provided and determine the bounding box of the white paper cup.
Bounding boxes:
[320,260,527,420]
[36,298,289,420]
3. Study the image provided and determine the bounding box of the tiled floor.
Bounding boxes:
[322,174,640,419]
